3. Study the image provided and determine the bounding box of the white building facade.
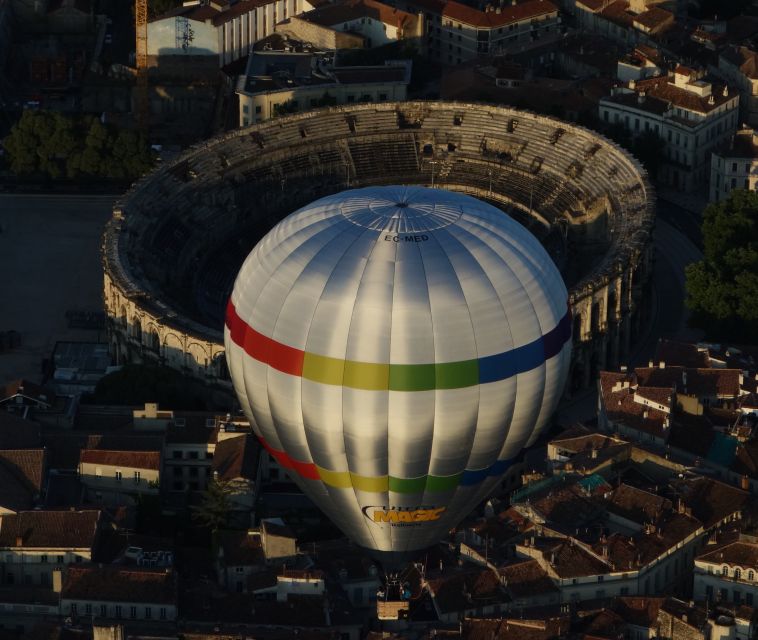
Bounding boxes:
[710,128,758,201]
[148,0,317,67]
[600,66,740,191]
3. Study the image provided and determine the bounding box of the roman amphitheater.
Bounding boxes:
[103,101,655,399]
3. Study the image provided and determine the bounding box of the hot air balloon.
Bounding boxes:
[224,186,571,562]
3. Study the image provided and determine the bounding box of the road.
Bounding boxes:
[0,194,115,383]
[556,213,704,426]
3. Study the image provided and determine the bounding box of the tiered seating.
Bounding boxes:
[348,136,419,179]
[106,101,654,346]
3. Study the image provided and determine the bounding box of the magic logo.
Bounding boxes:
[362,505,446,524]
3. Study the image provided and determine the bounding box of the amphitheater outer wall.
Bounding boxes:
[103,101,655,398]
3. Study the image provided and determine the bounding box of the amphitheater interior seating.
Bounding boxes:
[110,103,652,337]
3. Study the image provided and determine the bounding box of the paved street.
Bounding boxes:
[0,194,115,383]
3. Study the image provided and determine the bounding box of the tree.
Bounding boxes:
[90,364,205,409]
[3,110,154,181]
[686,190,758,342]
[191,480,234,531]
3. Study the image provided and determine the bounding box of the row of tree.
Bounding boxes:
[3,110,153,180]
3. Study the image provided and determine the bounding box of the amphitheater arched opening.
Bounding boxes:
[133,317,142,344]
[102,102,655,397]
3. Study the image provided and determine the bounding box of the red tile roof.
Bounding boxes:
[498,559,558,598]
[632,6,673,31]
[302,0,417,29]
[654,339,710,369]
[442,0,557,29]
[0,510,100,549]
[212,435,258,481]
[697,540,758,568]
[0,450,45,492]
[62,566,177,605]
[80,449,161,471]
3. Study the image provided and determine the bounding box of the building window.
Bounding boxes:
[115,605,122,618]
[57,555,64,564]
[733,162,738,172]
[130,606,137,619]
[160,608,167,620]
[746,164,751,173]
[255,106,261,114]
[41,555,47,564]
[242,105,249,114]
[115,470,122,483]
[749,571,754,581]
[189,451,198,460]
[723,565,729,576]
[85,604,92,615]
[172,451,181,459]
[736,568,742,580]
[189,467,199,478]
[748,593,754,606]
[100,604,107,617]
[71,603,77,615]
[145,607,152,619]
[134,471,141,484]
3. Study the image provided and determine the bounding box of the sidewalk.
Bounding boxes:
[656,186,708,216]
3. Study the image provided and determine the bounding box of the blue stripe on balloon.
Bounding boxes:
[460,458,513,486]
[478,307,571,385]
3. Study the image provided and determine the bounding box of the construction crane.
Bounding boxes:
[135,0,149,131]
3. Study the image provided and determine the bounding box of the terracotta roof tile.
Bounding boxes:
[0,510,100,549]
[427,567,509,614]
[697,539,758,568]
[614,596,665,627]
[654,340,710,368]
[62,566,177,604]
[606,484,670,524]
[498,559,558,598]
[218,530,265,566]
[633,6,673,31]
[212,435,258,481]
[442,0,557,29]
[79,449,161,471]
[0,449,45,492]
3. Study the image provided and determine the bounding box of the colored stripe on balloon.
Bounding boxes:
[257,435,511,493]
[226,299,571,391]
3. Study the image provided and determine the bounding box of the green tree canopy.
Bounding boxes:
[3,111,153,181]
[90,364,205,409]
[686,190,758,342]
[191,480,233,531]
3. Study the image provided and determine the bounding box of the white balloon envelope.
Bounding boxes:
[224,186,571,559]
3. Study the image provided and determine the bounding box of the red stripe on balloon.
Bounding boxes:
[226,300,304,377]
[257,436,320,480]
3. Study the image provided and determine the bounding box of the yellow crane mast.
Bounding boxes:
[135,0,149,131]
